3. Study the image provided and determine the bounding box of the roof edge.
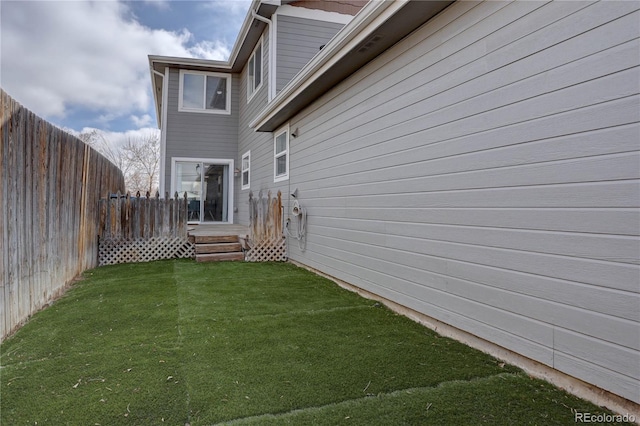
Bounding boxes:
[149,59,163,129]
[148,55,231,70]
[149,0,268,128]
[227,0,266,69]
[249,0,405,132]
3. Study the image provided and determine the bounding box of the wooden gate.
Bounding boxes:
[246,190,286,262]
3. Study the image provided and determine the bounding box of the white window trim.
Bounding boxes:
[241,150,250,190]
[170,157,234,224]
[274,124,289,182]
[247,36,264,102]
[178,69,231,115]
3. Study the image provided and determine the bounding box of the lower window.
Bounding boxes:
[274,126,289,182]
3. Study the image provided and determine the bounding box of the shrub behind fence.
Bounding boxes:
[1,89,125,341]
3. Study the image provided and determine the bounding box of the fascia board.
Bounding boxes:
[148,0,262,72]
[227,0,264,68]
[249,0,406,131]
[274,4,354,24]
[149,57,162,129]
[148,55,231,70]
[148,0,271,125]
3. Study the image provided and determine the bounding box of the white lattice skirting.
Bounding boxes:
[99,237,195,266]
[245,237,287,262]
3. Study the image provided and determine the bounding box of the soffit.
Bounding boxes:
[252,0,453,132]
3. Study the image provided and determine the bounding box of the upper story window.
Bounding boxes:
[274,125,289,182]
[247,38,263,100]
[241,151,250,190]
[179,70,231,114]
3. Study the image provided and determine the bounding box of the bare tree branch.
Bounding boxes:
[122,133,160,195]
[79,129,160,195]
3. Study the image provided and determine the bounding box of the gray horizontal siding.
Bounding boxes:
[236,29,290,225]
[254,1,639,403]
[163,68,239,192]
[275,14,345,93]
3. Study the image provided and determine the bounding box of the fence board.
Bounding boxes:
[247,191,286,262]
[98,193,188,240]
[1,96,7,334]
[97,192,191,266]
[0,89,124,342]
[0,89,7,337]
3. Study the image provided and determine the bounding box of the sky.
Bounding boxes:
[1,0,251,146]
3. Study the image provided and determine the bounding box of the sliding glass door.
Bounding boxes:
[173,159,232,223]
[175,161,202,222]
[202,164,229,222]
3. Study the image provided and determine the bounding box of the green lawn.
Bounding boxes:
[0,260,626,425]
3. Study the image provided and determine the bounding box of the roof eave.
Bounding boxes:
[228,0,279,71]
[250,0,453,132]
[149,59,162,129]
[149,55,231,71]
[148,55,233,128]
[148,0,277,127]
[227,0,264,68]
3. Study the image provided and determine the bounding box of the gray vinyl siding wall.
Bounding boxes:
[272,1,639,403]
[275,14,345,94]
[236,29,290,225]
[163,68,239,192]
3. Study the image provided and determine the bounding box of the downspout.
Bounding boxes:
[251,10,274,102]
[251,9,271,27]
[152,69,164,126]
[152,68,169,196]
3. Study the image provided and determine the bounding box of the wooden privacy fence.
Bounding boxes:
[98,192,194,265]
[1,89,125,341]
[246,190,286,262]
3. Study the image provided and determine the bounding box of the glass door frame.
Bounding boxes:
[170,157,235,224]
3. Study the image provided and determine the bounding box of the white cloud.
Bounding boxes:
[200,0,252,16]
[131,114,153,128]
[142,0,171,11]
[187,40,230,61]
[0,0,234,125]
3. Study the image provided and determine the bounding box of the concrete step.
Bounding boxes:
[195,242,243,254]
[193,235,239,244]
[196,252,245,262]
